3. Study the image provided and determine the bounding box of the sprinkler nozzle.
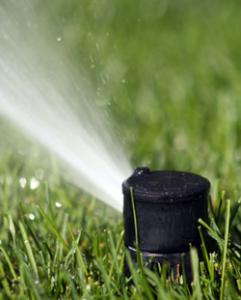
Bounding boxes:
[122,169,211,281]
[133,167,150,176]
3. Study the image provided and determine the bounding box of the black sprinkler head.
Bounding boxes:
[122,168,211,280]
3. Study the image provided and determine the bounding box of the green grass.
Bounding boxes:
[0,0,241,298]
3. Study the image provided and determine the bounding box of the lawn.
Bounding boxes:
[0,0,240,298]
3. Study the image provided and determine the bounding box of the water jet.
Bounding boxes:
[0,1,131,211]
[123,168,211,280]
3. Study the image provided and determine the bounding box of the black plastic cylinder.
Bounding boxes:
[122,168,210,279]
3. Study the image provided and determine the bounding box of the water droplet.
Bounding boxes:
[96,43,100,50]
[28,213,35,221]
[87,32,93,40]
[35,169,45,180]
[55,201,62,208]
[3,33,9,40]
[30,177,40,190]
[89,55,95,69]
[19,177,27,188]
[18,148,27,156]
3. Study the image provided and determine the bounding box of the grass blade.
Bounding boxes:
[190,247,202,300]
[220,199,231,300]
[19,221,39,279]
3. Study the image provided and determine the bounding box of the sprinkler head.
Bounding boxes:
[122,168,210,281]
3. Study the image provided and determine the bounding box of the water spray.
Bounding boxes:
[0,1,131,211]
[122,168,210,280]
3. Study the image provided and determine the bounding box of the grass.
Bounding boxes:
[0,0,241,298]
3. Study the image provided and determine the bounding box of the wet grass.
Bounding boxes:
[0,170,239,299]
[0,0,241,298]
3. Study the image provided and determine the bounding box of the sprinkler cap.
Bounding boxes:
[122,169,210,254]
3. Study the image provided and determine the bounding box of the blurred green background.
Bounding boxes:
[1,0,241,226]
[1,0,241,215]
[40,0,240,192]
[0,1,240,297]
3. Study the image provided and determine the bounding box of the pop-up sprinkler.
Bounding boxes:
[122,168,210,281]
